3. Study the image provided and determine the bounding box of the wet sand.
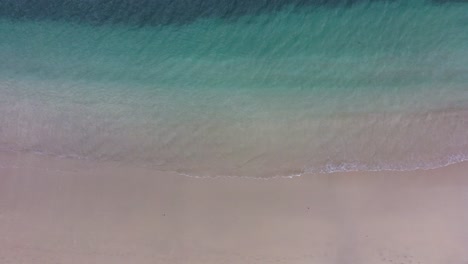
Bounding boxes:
[1,152,467,264]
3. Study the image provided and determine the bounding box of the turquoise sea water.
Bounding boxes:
[0,0,467,177]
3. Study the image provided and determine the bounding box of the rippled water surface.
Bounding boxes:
[1,0,467,177]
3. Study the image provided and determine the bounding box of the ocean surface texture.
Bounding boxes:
[0,0,467,177]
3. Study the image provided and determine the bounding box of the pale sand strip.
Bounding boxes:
[0,152,467,264]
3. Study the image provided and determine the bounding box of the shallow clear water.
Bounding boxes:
[0,0,467,177]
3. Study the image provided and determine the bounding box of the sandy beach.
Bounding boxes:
[1,151,467,264]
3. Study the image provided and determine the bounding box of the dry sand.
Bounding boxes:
[1,151,467,264]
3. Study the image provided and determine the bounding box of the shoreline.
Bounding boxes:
[0,139,468,180]
[1,152,468,263]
